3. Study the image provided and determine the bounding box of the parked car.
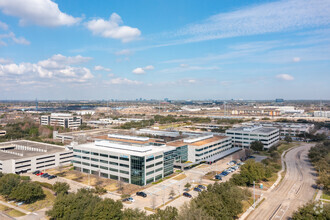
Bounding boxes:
[122,197,135,202]
[183,192,192,198]
[48,175,56,180]
[215,175,222,180]
[198,185,206,190]
[36,172,44,176]
[33,170,41,175]
[41,173,50,178]
[136,191,147,198]
[194,187,202,192]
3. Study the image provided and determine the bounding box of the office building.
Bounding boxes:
[71,134,176,186]
[41,113,82,129]
[0,140,73,174]
[226,126,279,149]
[314,111,330,118]
[167,134,238,164]
[241,122,314,137]
[0,130,6,136]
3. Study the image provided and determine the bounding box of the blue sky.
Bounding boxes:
[0,0,329,100]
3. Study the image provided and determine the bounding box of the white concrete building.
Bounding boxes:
[226,126,279,149]
[167,134,239,163]
[241,122,314,137]
[0,140,73,174]
[41,113,82,129]
[314,111,330,118]
[71,134,176,186]
[0,130,6,136]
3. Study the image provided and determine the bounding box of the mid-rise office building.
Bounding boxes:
[0,140,73,174]
[314,111,330,118]
[226,126,279,149]
[241,122,314,137]
[167,134,238,163]
[71,134,176,186]
[41,113,82,129]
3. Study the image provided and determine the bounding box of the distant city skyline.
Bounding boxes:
[0,0,330,100]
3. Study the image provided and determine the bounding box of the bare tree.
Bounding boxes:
[169,188,175,199]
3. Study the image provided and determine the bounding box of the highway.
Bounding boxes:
[247,143,317,220]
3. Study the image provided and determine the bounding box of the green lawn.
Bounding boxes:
[321,193,330,201]
[277,142,296,154]
[0,204,26,217]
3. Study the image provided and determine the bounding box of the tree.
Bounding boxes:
[230,159,266,186]
[250,141,264,151]
[53,182,70,195]
[0,174,21,197]
[9,182,45,203]
[184,183,191,189]
[123,208,146,220]
[84,198,123,220]
[177,202,214,220]
[284,135,292,143]
[149,206,178,220]
[292,202,330,220]
[192,182,251,219]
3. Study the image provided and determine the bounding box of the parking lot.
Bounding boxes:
[124,151,243,211]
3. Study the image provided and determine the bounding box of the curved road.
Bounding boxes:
[247,143,316,220]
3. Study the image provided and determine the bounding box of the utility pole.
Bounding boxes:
[253,181,256,209]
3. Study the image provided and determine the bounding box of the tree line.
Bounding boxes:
[0,173,45,204]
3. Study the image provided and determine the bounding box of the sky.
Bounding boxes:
[0,0,329,100]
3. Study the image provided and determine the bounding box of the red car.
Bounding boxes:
[36,172,44,176]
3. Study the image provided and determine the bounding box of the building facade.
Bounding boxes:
[71,135,176,186]
[41,113,82,129]
[226,126,279,149]
[0,140,73,174]
[167,134,238,163]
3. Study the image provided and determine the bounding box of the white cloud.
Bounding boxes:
[0,54,94,82]
[176,0,330,43]
[187,79,196,84]
[276,74,294,81]
[159,64,219,74]
[107,77,142,85]
[0,58,12,64]
[94,65,111,72]
[132,67,145,74]
[132,65,154,74]
[0,0,81,27]
[293,57,301,62]
[0,21,8,30]
[115,49,133,56]
[86,13,141,42]
[144,65,154,70]
[0,32,30,46]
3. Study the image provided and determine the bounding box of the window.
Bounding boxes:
[155,155,163,159]
[82,150,90,154]
[92,152,99,156]
[82,162,90,166]
[155,161,162,166]
[146,156,154,162]
[73,149,81,153]
[146,170,154,176]
[91,158,99,162]
[120,170,129,174]
[91,164,98,168]
[110,175,118,180]
[110,155,118,159]
[100,153,108,158]
[120,156,129,161]
[100,160,108,164]
[120,163,129,168]
[109,161,118,166]
[146,164,154,169]
[155,167,163,172]
[100,166,108,170]
[110,168,118,172]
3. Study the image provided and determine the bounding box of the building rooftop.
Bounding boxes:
[75,140,174,156]
[0,140,68,161]
[227,126,278,134]
[95,134,161,145]
[167,135,229,147]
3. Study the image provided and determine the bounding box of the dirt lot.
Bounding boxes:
[46,165,144,195]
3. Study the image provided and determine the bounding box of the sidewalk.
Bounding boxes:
[0,200,30,215]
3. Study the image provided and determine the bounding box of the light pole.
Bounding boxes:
[253,181,255,209]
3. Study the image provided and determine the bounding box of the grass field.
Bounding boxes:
[277,142,296,154]
[321,193,330,201]
[172,174,187,181]
[0,204,25,217]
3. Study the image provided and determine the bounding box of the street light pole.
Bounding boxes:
[253,181,255,209]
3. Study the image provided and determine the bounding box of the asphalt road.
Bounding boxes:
[247,143,316,220]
